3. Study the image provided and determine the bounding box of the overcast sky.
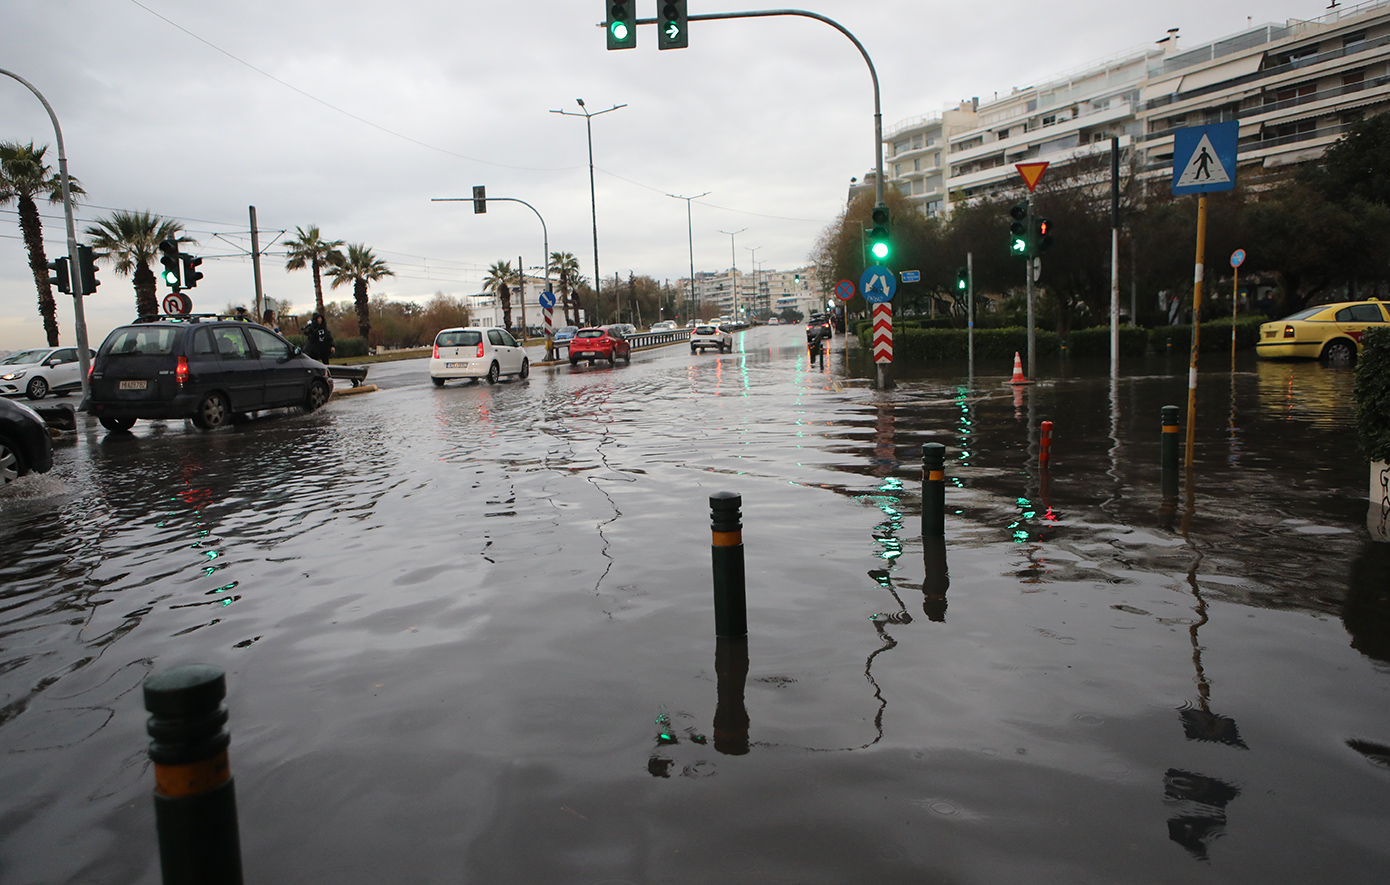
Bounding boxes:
[1,0,1328,348]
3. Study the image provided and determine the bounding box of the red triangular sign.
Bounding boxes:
[1016,162,1050,193]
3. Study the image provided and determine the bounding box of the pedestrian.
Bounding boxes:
[233,306,251,322]
[304,312,335,362]
[262,309,280,333]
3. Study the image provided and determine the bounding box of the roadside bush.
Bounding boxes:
[335,337,370,359]
[1065,326,1150,358]
[1355,326,1390,462]
[1148,317,1263,353]
[860,325,1061,361]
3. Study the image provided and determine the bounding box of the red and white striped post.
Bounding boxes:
[872,304,893,363]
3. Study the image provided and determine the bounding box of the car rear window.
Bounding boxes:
[436,330,482,347]
[576,329,606,339]
[695,326,717,334]
[102,327,180,356]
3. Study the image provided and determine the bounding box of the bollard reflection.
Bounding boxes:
[1342,541,1390,664]
[1163,768,1241,861]
[922,537,949,622]
[713,637,750,755]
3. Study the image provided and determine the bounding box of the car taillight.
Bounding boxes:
[476,343,485,358]
[1284,325,1296,339]
[433,343,440,358]
[176,355,189,386]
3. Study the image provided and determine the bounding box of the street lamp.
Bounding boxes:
[745,246,761,320]
[667,191,709,323]
[719,228,746,319]
[551,98,626,323]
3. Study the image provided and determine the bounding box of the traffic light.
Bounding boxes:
[76,245,100,295]
[46,257,71,295]
[956,267,969,292]
[1034,217,1053,254]
[181,253,204,289]
[658,0,688,50]
[472,185,486,214]
[159,239,181,287]
[607,0,635,49]
[1009,203,1030,258]
[868,204,890,262]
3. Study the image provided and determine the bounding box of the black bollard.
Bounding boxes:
[710,492,748,639]
[144,664,244,885]
[922,443,946,538]
[922,536,950,622]
[1161,405,1180,500]
[712,637,751,755]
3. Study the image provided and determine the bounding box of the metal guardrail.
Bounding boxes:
[552,329,691,355]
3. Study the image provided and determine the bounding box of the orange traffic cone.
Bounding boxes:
[1009,351,1031,385]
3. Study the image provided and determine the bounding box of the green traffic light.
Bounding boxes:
[870,241,889,260]
[610,20,629,41]
[1011,237,1028,254]
[162,268,179,284]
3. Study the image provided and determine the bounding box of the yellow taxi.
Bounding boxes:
[1256,299,1388,364]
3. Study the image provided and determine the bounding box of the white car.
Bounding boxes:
[430,327,529,386]
[650,321,678,333]
[690,324,732,354]
[0,346,84,400]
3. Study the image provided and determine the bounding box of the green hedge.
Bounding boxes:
[858,325,1061,361]
[1355,326,1390,462]
[1148,317,1264,353]
[1064,326,1152,358]
[284,334,368,359]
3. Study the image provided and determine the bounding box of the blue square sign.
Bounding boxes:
[1172,121,1239,195]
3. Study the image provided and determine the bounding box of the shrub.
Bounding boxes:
[1355,326,1390,462]
[1148,317,1264,354]
[859,325,1061,361]
[1064,326,1150,358]
[335,337,370,359]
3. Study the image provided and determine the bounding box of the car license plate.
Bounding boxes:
[118,380,147,390]
[446,362,465,368]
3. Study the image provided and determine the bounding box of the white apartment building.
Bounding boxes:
[684,266,821,318]
[881,0,1390,212]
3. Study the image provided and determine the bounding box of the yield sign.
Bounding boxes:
[1016,162,1049,193]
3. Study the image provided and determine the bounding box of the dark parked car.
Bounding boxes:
[88,316,333,432]
[0,397,54,484]
[806,314,832,341]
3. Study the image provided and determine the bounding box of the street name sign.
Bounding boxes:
[900,270,921,283]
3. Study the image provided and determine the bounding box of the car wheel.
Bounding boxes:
[519,358,530,379]
[1322,339,1356,365]
[608,353,616,366]
[623,349,631,364]
[431,376,446,388]
[0,436,27,484]
[25,376,49,400]
[304,380,331,412]
[99,416,136,432]
[486,361,500,384]
[570,356,580,367]
[691,347,698,354]
[192,392,229,430]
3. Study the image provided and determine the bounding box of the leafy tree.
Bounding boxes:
[84,210,189,320]
[327,243,393,339]
[548,252,584,326]
[0,142,84,345]
[284,225,344,315]
[1306,111,1390,207]
[483,260,519,332]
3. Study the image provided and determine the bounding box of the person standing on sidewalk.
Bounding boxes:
[304,312,335,363]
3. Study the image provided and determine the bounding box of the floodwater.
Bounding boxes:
[1,328,1386,884]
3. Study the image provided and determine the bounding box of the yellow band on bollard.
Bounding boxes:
[155,750,231,797]
[711,530,742,547]
[928,470,944,481]
[1162,425,1179,433]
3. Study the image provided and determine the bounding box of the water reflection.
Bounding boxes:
[1163,768,1241,861]
[1343,542,1390,664]
[712,637,750,755]
[921,537,949,622]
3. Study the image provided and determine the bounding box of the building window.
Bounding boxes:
[894,163,902,176]
[1042,114,1057,127]
[1344,31,1367,48]
[934,151,941,167]
[912,135,923,150]
[1344,69,1366,89]
[998,128,1010,140]
[913,158,921,171]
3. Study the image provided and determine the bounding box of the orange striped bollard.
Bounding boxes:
[710,492,747,639]
[923,443,946,537]
[1040,420,1053,468]
[144,664,244,885]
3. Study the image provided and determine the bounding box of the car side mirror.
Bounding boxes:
[292,346,303,356]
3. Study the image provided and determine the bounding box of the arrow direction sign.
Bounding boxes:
[860,265,897,303]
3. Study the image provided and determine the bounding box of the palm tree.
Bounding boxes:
[284,225,344,315]
[328,243,393,339]
[0,142,84,345]
[548,252,583,326]
[483,260,519,332]
[84,210,190,320]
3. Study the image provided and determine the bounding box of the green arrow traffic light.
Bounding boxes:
[658,0,688,50]
[1009,202,1030,258]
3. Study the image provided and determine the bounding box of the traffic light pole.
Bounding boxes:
[1025,194,1035,382]
[1,68,92,406]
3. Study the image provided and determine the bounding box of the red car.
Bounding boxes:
[569,326,632,366]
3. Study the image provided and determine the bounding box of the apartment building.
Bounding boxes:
[684,266,821,318]
[881,0,1390,212]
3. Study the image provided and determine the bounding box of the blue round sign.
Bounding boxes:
[860,266,897,303]
[835,279,856,301]
[1230,250,1246,269]
[539,290,556,309]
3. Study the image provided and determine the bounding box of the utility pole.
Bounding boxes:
[668,191,708,323]
[719,228,745,319]
[249,206,264,322]
[550,99,626,326]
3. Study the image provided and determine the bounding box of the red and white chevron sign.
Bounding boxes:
[872,304,893,363]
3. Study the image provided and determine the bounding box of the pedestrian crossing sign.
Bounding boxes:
[1172,121,1238,195]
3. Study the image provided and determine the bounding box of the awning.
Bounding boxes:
[1177,54,1265,93]
[1141,76,1184,102]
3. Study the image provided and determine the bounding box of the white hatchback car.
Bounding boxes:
[430,327,529,386]
[0,346,84,400]
[690,324,733,354]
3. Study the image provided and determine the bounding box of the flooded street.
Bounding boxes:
[2,327,1386,884]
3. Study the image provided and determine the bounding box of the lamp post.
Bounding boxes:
[668,191,709,323]
[745,246,761,320]
[551,99,625,323]
[719,228,746,320]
